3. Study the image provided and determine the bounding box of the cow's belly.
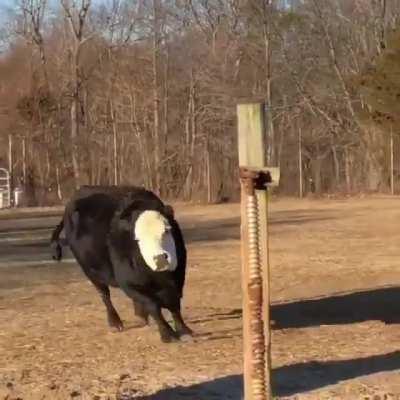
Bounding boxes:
[69,238,116,286]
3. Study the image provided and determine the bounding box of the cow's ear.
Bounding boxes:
[164,204,175,219]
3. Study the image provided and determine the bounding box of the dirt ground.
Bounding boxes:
[2,196,400,399]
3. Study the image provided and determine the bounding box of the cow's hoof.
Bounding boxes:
[179,326,193,336]
[110,324,124,333]
[160,332,180,343]
[109,318,124,332]
[51,244,62,261]
[179,333,195,343]
[132,317,149,329]
[161,336,179,343]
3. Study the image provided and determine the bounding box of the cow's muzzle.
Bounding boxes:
[154,253,170,271]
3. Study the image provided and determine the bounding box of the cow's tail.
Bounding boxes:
[50,217,64,261]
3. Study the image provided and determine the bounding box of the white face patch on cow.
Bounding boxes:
[134,210,177,272]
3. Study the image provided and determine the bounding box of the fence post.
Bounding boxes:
[237,102,279,400]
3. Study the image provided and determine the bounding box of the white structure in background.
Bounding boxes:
[14,187,23,207]
[0,168,11,209]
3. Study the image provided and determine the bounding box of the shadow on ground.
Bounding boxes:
[159,285,400,398]
[134,351,400,399]
[3,283,400,397]
[183,209,337,243]
[0,208,336,264]
[192,285,400,328]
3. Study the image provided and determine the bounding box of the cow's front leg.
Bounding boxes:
[171,309,193,340]
[120,285,179,343]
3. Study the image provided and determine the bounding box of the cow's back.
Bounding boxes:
[64,193,120,285]
[63,186,165,286]
[71,185,145,202]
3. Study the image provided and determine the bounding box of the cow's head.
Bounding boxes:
[118,202,177,272]
[134,209,177,272]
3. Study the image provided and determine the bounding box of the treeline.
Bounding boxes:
[0,0,399,205]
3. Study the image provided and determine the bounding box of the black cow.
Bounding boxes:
[50,186,192,343]
[50,185,149,261]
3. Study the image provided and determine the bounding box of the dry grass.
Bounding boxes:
[1,196,400,399]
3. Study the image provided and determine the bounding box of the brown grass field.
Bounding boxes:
[1,196,400,399]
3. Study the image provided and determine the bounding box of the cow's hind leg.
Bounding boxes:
[93,282,124,332]
[50,218,64,261]
[132,300,149,327]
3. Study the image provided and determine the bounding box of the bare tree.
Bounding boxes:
[0,0,399,203]
[60,0,92,188]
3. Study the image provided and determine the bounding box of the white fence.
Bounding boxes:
[0,168,11,208]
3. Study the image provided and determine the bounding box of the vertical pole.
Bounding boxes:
[237,102,271,400]
[298,126,303,198]
[207,137,212,203]
[22,137,27,186]
[56,166,62,201]
[390,127,394,195]
[345,147,351,194]
[8,134,13,207]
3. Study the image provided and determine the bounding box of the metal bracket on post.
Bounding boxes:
[239,166,280,400]
[239,166,279,195]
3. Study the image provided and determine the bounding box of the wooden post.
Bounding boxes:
[238,102,276,400]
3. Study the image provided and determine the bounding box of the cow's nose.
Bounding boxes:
[154,253,169,270]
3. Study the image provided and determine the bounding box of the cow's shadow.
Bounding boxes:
[133,351,400,398]
[192,285,400,329]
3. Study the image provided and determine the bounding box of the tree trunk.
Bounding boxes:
[298,127,303,198]
[163,44,169,156]
[263,11,275,165]
[70,45,81,189]
[206,137,212,203]
[110,100,118,185]
[184,71,196,200]
[152,0,161,194]
[345,147,352,193]
[311,157,323,194]
[364,126,386,191]
[61,0,92,189]
[331,145,340,188]
[365,149,383,191]
[56,166,62,201]
[130,91,152,188]
[119,131,125,184]
[70,93,81,188]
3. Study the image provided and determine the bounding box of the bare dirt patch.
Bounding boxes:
[1,197,400,399]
